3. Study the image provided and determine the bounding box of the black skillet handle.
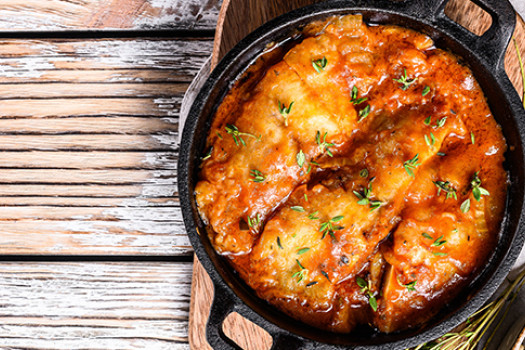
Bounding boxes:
[406,0,516,69]
[206,282,310,350]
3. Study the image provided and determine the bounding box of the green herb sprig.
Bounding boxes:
[393,69,417,90]
[316,131,335,157]
[356,277,378,311]
[292,259,307,283]
[250,169,266,183]
[351,86,368,105]
[319,215,344,240]
[404,154,420,177]
[353,178,382,211]
[397,275,417,292]
[433,180,457,200]
[225,124,261,146]
[312,57,328,73]
[278,101,294,126]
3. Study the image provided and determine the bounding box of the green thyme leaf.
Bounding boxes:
[351,86,368,105]
[404,154,420,177]
[369,295,378,312]
[356,277,367,290]
[471,131,475,144]
[360,169,369,178]
[296,150,305,168]
[358,105,371,122]
[433,180,457,200]
[397,276,417,292]
[422,232,433,240]
[291,206,305,212]
[250,169,266,183]
[422,86,431,96]
[297,247,310,255]
[433,252,448,257]
[308,211,320,220]
[320,270,331,282]
[277,236,283,249]
[393,69,417,90]
[316,131,335,157]
[435,117,447,128]
[424,116,431,126]
[226,124,260,146]
[312,57,328,73]
[306,281,318,287]
[432,235,447,247]
[201,147,213,161]
[278,101,294,126]
[437,152,446,156]
[461,198,471,213]
[471,172,489,201]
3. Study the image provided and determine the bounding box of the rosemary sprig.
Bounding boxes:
[316,131,335,157]
[312,57,328,73]
[225,124,261,146]
[404,154,420,177]
[319,215,344,240]
[278,101,294,126]
[411,267,525,350]
[356,276,378,311]
[393,69,417,90]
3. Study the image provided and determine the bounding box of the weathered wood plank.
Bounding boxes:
[0,151,176,169]
[0,0,220,31]
[0,262,192,349]
[0,197,177,207]
[0,184,175,198]
[0,135,177,150]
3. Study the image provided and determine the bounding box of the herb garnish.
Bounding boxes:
[292,259,306,283]
[276,236,283,249]
[403,154,420,177]
[291,206,305,212]
[247,213,262,231]
[471,172,490,201]
[360,168,369,178]
[308,211,320,220]
[433,180,457,200]
[356,277,378,312]
[312,57,328,73]
[397,276,417,292]
[201,147,213,160]
[296,150,306,168]
[316,131,335,157]
[422,86,431,96]
[470,131,475,144]
[225,124,260,146]
[351,86,368,105]
[278,101,294,126]
[422,232,433,240]
[353,178,382,210]
[306,281,318,287]
[424,133,436,147]
[432,235,447,247]
[435,117,447,128]
[319,215,344,240]
[393,69,417,90]
[250,169,266,183]
[358,105,371,122]
[320,270,331,282]
[433,252,448,257]
[461,199,471,213]
[424,116,432,126]
[297,247,310,255]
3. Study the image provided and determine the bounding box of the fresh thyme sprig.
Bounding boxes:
[404,154,420,177]
[356,276,378,311]
[312,57,328,73]
[319,215,344,240]
[247,213,262,231]
[353,177,383,211]
[316,131,335,157]
[433,180,457,200]
[411,267,525,350]
[225,124,261,146]
[393,69,417,90]
[292,259,307,283]
[397,275,417,292]
[249,169,266,183]
[278,101,294,126]
[461,172,489,213]
[351,86,368,105]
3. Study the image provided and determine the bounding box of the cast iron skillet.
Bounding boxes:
[179,0,525,348]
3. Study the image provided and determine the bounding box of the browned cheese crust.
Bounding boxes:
[195,15,507,333]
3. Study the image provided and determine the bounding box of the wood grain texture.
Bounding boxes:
[0,262,192,349]
[0,0,221,31]
[192,1,525,349]
[0,36,213,255]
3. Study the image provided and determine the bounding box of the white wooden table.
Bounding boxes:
[0,1,220,348]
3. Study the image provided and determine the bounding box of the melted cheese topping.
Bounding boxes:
[195,15,507,333]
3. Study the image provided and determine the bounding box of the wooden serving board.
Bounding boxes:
[189,1,525,349]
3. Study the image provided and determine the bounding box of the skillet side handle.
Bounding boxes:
[435,0,516,69]
[206,283,241,350]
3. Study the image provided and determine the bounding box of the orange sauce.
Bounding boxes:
[195,14,507,333]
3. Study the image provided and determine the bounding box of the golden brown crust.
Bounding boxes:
[196,15,507,333]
